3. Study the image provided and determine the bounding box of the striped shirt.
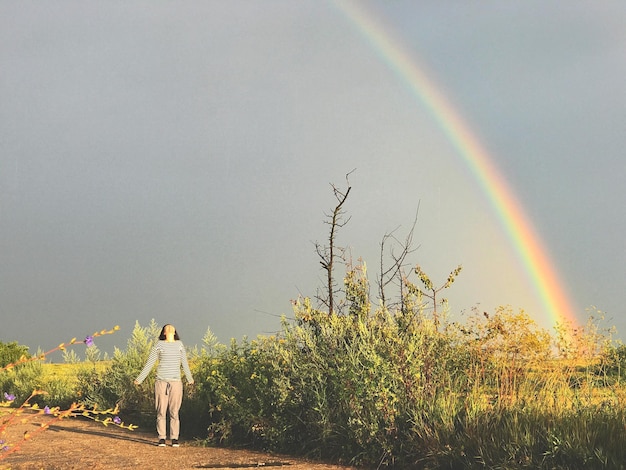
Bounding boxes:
[135,340,193,384]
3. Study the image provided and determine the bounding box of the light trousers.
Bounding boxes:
[154,379,183,440]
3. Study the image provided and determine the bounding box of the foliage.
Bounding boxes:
[188,264,626,469]
[3,309,623,468]
[601,344,626,380]
[0,342,30,368]
[62,348,81,364]
[1,286,622,468]
[410,264,463,328]
[0,359,43,407]
[72,319,206,433]
[0,326,134,460]
[75,320,160,427]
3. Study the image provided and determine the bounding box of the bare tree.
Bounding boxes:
[377,207,420,309]
[315,171,353,315]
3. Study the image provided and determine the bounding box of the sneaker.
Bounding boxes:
[171,439,179,447]
[158,439,166,447]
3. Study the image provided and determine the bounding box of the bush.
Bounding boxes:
[75,320,160,426]
[0,360,43,405]
[0,342,30,368]
[197,297,472,466]
[74,319,210,437]
[193,295,626,468]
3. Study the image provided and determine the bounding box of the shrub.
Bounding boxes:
[75,320,160,426]
[195,294,626,468]
[0,342,30,368]
[0,360,43,405]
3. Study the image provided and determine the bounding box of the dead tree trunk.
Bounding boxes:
[315,173,352,315]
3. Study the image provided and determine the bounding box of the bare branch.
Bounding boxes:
[314,173,353,315]
[378,206,420,308]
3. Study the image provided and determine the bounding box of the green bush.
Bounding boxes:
[0,358,78,409]
[74,319,211,437]
[33,291,620,468]
[35,373,77,409]
[75,319,160,426]
[193,294,626,468]
[0,360,42,405]
[196,296,473,466]
[0,341,30,368]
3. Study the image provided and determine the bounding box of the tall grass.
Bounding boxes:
[11,301,621,468]
[186,298,626,469]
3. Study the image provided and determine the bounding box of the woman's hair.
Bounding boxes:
[159,324,180,341]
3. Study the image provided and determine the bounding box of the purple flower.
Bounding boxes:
[3,392,15,402]
[44,406,51,414]
[113,416,122,425]
[84,336,94,347]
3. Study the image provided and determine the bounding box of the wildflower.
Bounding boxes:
[3,392,15,402]
[84,336,94,347]
[113,416,122,425]
[44,406,51,414]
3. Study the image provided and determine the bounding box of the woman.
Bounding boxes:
[134,324,194,447]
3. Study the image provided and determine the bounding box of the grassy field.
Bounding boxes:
[4,310,626,469]
[42,361,110,379]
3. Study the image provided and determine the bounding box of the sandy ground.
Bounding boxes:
[0,414,358,470]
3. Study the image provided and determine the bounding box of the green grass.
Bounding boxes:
[42,361,110,381]
[5,309,626,469]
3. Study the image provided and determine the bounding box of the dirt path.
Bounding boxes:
[0,414,358,470]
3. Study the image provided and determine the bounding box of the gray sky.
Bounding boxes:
[1,1,624,357]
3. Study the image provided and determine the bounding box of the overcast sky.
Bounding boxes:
[1,1,624,357]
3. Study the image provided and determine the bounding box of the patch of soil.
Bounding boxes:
[0,414,358,470]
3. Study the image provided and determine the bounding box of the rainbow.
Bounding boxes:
[334,0,578,327]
